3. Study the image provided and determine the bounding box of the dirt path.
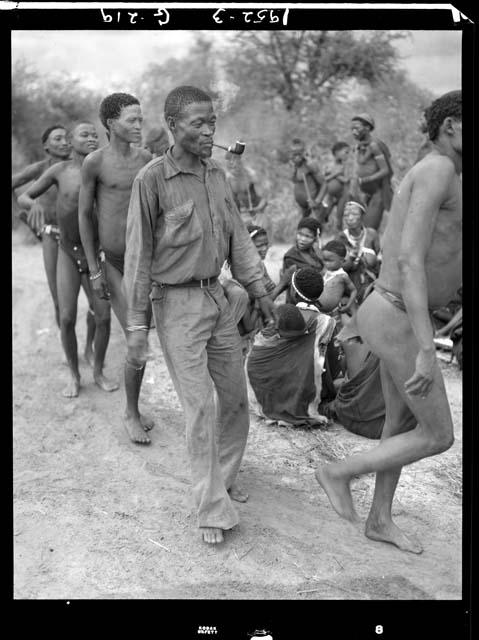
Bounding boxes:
[13,232,462,600]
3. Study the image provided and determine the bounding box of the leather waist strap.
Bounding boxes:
[153,276,218,289]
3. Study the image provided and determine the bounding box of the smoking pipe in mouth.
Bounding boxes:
[212,140,246,155]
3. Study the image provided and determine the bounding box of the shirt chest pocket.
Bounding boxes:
[161,199,203,248]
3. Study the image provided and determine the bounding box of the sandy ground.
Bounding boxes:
[13,230,462,600]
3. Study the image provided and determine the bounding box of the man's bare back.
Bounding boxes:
[378,151,462,309]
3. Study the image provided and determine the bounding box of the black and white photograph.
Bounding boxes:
[10,2,472,633]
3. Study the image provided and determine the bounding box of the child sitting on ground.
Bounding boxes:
[318,240,357,318]
[282,217,323,303]
[337,200,380,303]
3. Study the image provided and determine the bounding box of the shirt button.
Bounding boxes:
[77,260,81,264]
[73,246,77,251]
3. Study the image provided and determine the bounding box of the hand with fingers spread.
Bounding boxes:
[404,348,436,398]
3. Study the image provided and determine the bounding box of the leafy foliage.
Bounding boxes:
[226,31,407,112]
[12,59,103,164]
[12,32,438,242]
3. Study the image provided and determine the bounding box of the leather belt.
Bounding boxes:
[154,276,218,289]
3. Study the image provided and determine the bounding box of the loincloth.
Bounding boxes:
[41,224,60,243]
[374,281,407,313]
[374,282,437,320]
[103,249,124,276]
[59,237,89,274]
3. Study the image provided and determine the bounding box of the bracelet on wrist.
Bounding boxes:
[89,269,103,281]
[126,325,149,332]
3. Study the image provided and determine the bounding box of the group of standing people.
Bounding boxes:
[288,112,393,233]
[13,86,462,554]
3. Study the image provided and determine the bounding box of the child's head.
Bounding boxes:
[322,240,347,271]
[296,217,320,251]
[290,137,306,165]
[277,304,308,338]
[247,224,269,260]
[290,267,324,304]
[331,141,350,162]
[343,200,366,230]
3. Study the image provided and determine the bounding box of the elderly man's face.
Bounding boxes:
[171,101,216,158]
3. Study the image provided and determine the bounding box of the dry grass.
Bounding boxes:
[308,427,352,463]
[431,455,462,499]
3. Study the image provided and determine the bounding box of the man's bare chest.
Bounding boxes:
[356,145,375,165]
[100,161,143,191]
[57,170,81,208]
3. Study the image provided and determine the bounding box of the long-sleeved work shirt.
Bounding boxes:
[124,148,268,327]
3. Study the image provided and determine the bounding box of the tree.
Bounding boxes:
[135,34,219,131]
[227,31,407,112]
[12,59,102,162]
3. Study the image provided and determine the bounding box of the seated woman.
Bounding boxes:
[247,272,336,427]
[338,200,380,304]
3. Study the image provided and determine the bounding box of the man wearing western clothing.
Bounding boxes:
[124,86,276,545]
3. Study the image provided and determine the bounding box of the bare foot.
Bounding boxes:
[84,348,94,368]
[123,414,151,444]
[62,376,80,398]
[140,414,154,432]
[315,466,360,523]
[201,527,224,544]
[94,372,119,392]
[365,518,423,554]
[228,484,249,503]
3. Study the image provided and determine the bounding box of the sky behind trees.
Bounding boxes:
[12,30,461,97]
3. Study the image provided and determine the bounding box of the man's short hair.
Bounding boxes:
[41,124,66,145]
[323,240,347,258]
[70,121,95,135]
[164,85,212,121]
[352,112,375,130]
[424,90,462,141]
[99,92,140,130]
[293,267,324,301]
[331,141,350,155]
[297,217,321,235]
